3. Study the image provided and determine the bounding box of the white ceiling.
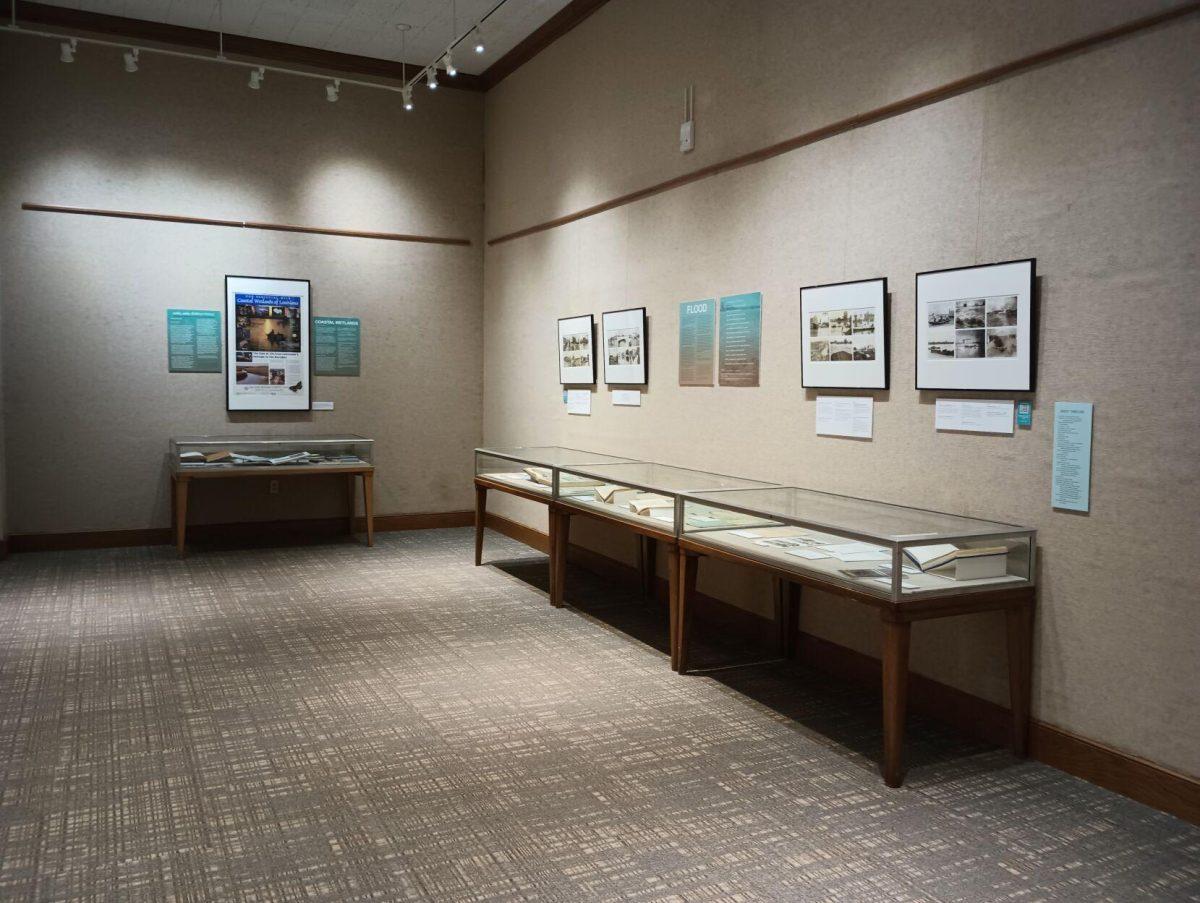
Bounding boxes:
[33,0,573,75]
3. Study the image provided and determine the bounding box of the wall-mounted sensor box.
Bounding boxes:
[680,119,694,153]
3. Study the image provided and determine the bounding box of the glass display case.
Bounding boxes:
[170,434,374,471]
[681,486,1034,601]
[554,462,775,534]
[474,446,639,498]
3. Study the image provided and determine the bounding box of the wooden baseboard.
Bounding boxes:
[482,514,1199,824]
[7,510,474,553]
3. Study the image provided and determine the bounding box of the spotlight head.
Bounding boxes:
[473,26,484,54]
[248,66,264,90]
[123,48,139,73]
[427,67,438,90]
[60,39,77,64]
[326,79,340,102]
[402,85,413,111]
[443,51,456,77]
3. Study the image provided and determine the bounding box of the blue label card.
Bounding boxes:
[1051,402,1094,512]
[313,316,361,376]
[718,292,763,387]
[1016,401,1033,427]
[678,299,716,386]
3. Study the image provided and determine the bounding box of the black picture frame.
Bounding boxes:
[914,258,1036,393]
[225,274,313,412]
[557,313,596,385]
[799,277,889,389]
[601,306,648,386]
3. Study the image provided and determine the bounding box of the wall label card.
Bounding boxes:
[1051,402,1093,511]
[800,278,888,388]
[313,316,361,376]
[167,309,221,373]
[1016,401,1033,427]
[312,401,334,411]
[226,275,311,411]
[566,389,591,415]
[816,395,873,439]
[678,299,715,386]
[718,292,762,387]
[612,389,642,406]
[935,399,1015,434]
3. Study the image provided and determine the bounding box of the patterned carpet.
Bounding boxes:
[0,528,1196,902]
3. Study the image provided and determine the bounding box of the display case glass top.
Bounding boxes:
[474,446,640,498]
[555,461,775,535]
[680,486,1034,601]
[170,434,373,471]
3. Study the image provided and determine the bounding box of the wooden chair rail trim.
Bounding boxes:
[482,512,1198,824]
[486,1,1200,247]
[21,203,472,246]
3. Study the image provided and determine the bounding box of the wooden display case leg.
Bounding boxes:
[347,474,357,536]
[641,537,657,600]
[1006,602,1034,757]
[550,511,569,608]
[667,545,680,669]
[173,477,189,559]
[677,552,698,674]
[474,484,488,566]
[547,507,558,603]
[361,472,375,547]
[881,617,911,788]
[785,581,802,660]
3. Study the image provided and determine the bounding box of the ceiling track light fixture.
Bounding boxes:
[123,48,139,73]
[426,66,438,90]
[59,38,77,63]
[402,85,414,111]
[326,79,340,102]
[472,25,485,54]
[248,66,264,89]
[442,50,456,77]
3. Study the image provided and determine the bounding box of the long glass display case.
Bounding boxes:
[474,446,639,499]
[554,462,775,534]
[680,486,1034,601]
[170,434,373,472]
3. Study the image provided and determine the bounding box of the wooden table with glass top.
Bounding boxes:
[549,461,775,664]
[473,447,638,602]
[674,485,1037,788]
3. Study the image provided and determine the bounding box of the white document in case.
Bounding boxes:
[816,395,873,439]
[612,390,642,406]
[566,389,592,415]
[935,399,1014,434]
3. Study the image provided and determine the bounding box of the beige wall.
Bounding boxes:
[482,0,1200,776]
[0,36,484,534]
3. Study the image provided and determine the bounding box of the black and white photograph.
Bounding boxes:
[226,275,311,411]
[558,313,596,384]
[915,259,1036,391]
[601,307,647,385]
[955,329,985,358]
[955,298,986,329]
[800,277,888,388]
[987,326,1018,357]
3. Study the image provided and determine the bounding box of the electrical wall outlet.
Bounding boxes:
[269,480,279,494]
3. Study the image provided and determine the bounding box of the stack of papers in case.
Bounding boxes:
[629,495,674,517]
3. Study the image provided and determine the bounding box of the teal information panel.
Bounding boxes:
[1051,402,1093,511]
[167,309,221,373]
[314,316,361,376]
[718,292,762,387]
[678,299,715,386]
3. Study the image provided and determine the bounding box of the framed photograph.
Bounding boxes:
[558,314,596,385]
[226,275,311,411]
[602,306,647,385]
[915,259,1035,392]
[800,277,888,389]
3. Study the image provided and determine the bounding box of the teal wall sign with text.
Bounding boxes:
[718,292,763,387]
[167,309,221,373]
[678,299,716,386]
[1051,402,1093,512]
[314,316,361,376]
[1016,401,1033,427]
